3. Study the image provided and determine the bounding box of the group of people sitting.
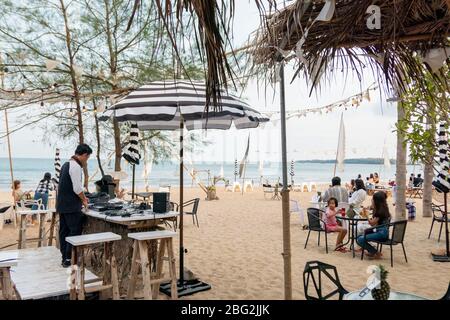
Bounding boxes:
[409,173,424,188]
[9,173,57,225]
[319,176,390,259]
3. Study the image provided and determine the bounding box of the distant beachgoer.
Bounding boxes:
[324,197,348,252]
[322,177,349,204]
[408,173,415,188]
[413,174,423,187]
[373,172,380,184]
[12,180,31,203]
[357,174,362,179]
[345,179,356,197]
[349,179,367,215]
[356,191,391,259]
[33,172,55,210]
[57,144,92,268]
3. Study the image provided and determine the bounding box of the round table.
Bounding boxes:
[336,215,368,258]
[309,201,326,209]
[345,289,430,300]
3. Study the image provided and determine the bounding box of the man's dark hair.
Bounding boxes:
[75,144,93,156]
[417,174,422,178]
[331,176,341,186]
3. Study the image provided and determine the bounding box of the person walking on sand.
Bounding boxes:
[57,144,92,268]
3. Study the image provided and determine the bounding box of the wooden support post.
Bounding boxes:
[167,237,178,300]
[127,240,140,299]
[48,212,57,246]
[70,248,78,300]
[1,268,14,300]
[38,213,47,247]
[19,215,26,249]
[110,242,120,300]
[78,247,85,300]
[153,239,166,299]
[138,241,152,300]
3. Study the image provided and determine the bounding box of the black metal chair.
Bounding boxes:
[361,220,408,267]
[304,208,329,254]
[173,198,200,229]
[303,261,348,300]
[440,282,450,300]
[428,203,446,242]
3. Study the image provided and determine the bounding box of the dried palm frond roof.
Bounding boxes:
[251,0,450,96]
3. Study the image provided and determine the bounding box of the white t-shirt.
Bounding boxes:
[349,189,367,213]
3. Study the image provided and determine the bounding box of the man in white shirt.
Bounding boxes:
[56,144,92,267]
[322,177,349,204]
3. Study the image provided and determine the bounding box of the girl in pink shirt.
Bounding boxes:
[325,198,348,252]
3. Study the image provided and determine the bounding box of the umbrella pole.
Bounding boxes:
[179,119,184,284]
[4,110,15,191]
[131,164,136,200]
[445,193,449,257]
[279,62,292,300]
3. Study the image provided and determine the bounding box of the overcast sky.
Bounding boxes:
[0,1,399,162]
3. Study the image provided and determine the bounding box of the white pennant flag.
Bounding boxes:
[45,59,61,71]
[383,142,391,170]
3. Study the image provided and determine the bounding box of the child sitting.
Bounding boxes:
[324,197,348,252]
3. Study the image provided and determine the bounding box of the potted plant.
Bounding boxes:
[206,185,218,201]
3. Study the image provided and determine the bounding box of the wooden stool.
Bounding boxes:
[127,230,178,300]
[17,209,55,249]
[48,211,59,248]
[0,251,18,300]
[66,232,121,300]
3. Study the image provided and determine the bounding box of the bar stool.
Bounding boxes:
[127,230,178,300]
[65,232,121,300]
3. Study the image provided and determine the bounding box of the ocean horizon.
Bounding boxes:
[0,157,420,191]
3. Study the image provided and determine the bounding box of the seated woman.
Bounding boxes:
[356,191,391,259]
[349,179,367,215]
[324,197,348,252]
[12,180,31,203]
[345,179,356,197]
[373,172,380,185]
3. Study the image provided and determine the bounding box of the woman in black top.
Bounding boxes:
[356,191,391,259]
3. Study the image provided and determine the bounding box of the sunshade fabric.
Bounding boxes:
[100,80,269,129]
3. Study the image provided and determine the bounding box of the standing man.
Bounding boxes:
[57,144,92,267]
[322,176,349,204]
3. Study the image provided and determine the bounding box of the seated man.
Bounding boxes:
[322,176,349,204]
[413,174,424,187]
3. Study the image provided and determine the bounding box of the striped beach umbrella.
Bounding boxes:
[122,123,141,199]
[100,79,268,294]
[290,160,295,184]
[122,123,141,165]
[54,148,61,186]
[433,122,450,193]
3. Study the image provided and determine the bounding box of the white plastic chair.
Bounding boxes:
[232,182,242,193]
[243,180,254,193]
[309,182,318,193]
[290,200,306,226]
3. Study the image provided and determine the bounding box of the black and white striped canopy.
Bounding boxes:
[433,122,450,193]
[54,148,61,186]
[123,123,141,165]
[100,80,269,130]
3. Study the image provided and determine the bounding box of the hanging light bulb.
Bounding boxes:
[20,89,25,96]
[40,101,44,107]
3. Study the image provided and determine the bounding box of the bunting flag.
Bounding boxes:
[239,135,250,178]
[122,123,141,165]
[433,122,450,193]
[290,160,295,178]
[54,148,61,186]
[234,159,238,181]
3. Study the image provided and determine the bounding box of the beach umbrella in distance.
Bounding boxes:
[100,79,269,296]
[122,122,141,199]
[54,148,61,186]
[432,122,449,260]
[290,160,295,185]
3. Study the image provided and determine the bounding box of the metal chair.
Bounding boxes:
[304,208,329,254]
[173,198,200,229]
[428,203,446,242]
[361,220,408,267]
[303,261,348,300]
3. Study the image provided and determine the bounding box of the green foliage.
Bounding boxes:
[397,66,449,165]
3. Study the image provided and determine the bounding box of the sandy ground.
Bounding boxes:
[1,187,449,300]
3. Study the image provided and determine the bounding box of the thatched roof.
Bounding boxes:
[251,0,450,97]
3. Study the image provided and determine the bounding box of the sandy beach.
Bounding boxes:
[1,186,449,300]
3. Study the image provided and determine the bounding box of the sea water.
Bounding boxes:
[0,157,419,191]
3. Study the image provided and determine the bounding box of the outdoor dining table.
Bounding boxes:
[336,215,368,258]
[309,201,326,210]
[345,289,430,300]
